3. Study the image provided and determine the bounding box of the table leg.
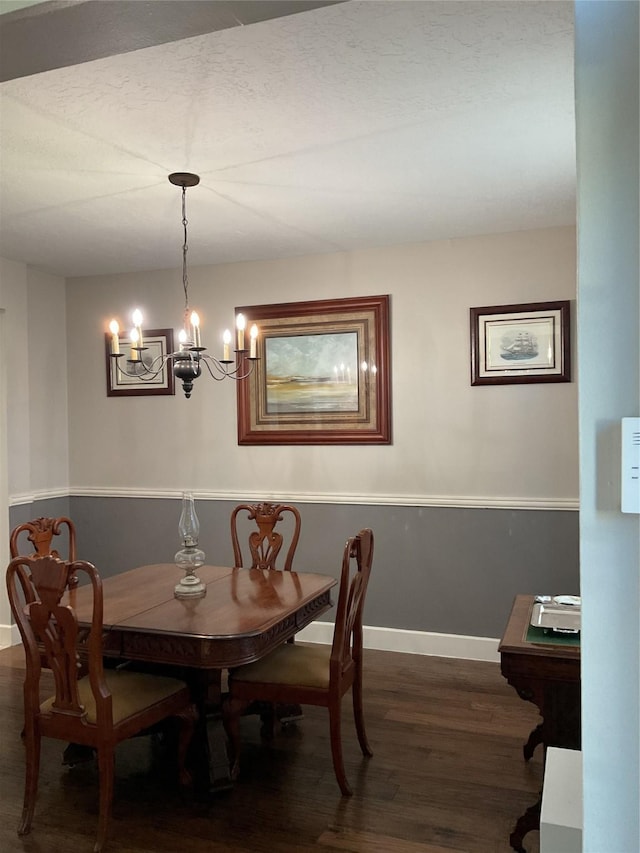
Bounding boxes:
[183,669,234,797]
[509,796,541,853]
[523,723,543,761]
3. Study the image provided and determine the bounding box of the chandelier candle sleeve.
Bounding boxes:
[130,329,139,361]
[109,320,120,355]
[223,329,231,361]
[250,324,258,358]
[191,312,201,348]
[236,313,246,351]
[132,309,144,349]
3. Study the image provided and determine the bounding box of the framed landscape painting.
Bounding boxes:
[236,295,391,444]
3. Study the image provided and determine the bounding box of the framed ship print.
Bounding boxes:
[236,295,391,444]
[470,301,571,386]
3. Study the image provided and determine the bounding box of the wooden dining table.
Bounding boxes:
[70,562,337,791]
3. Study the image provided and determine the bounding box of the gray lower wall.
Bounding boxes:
[11,497,579,638]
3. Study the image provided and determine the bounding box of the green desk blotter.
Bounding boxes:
[526,624,580,647]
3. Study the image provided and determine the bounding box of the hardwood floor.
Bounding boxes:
[0,645,542,853]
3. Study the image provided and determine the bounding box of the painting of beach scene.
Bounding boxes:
[265,331,359,413]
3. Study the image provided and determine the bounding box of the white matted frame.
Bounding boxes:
[105,328,175,397]
[470,301,571,386]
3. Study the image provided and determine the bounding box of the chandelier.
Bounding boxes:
[107,172,258,398]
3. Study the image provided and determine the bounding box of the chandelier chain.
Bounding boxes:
[181,185,190,316]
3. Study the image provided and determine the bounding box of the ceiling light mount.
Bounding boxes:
[106,172,259,399]
[168,172,200,189]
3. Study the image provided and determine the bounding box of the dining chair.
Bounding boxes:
[230,501,302,571]
[7,553,197,853]
[10,517,85,759]
[230,501,304,727]
[223,528,374,796]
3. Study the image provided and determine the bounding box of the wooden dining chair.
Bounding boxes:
[230,501,304,727]
[230,501,302,571]
[223,528,374,796]
[7,553,197,853]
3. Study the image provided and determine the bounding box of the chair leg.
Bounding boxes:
[175,705,198,788]
[222,695,249,781]
[352,667,373,757]
[95,745,115,853]
[328,698,352,796]
[18,721,40,836]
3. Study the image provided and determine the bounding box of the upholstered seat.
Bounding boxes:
[231,643,332,689]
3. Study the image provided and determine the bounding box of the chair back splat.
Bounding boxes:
[230,501,301,571]
[7,553,196,852]
[10,515,77,561]
[10,516,78,602]
[224,528,374,796]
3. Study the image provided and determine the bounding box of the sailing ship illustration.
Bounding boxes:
[500,330,538,361]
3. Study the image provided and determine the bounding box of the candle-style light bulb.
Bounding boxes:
[236,313,246,351]
[223,329,232,361]
[178,329,188,351]
[249,324,258,358]
[109,319,120,354]
[190,311,201,348]
[132,308,144,349]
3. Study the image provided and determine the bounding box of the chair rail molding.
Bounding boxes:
[10,487,579,512]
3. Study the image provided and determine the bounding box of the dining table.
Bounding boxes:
[70,562,337,791]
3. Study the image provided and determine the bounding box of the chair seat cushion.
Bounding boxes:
[40,669,187,725]
[231,642,331,689]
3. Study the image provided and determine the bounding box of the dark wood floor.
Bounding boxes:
[0,645,542,853]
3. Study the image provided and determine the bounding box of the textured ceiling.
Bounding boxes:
[0,0,576,279]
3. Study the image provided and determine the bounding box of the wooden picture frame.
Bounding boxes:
[236,295,391,444]
[105,328,175,397]
[470,301,571,386]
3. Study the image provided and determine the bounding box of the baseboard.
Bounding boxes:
[1,619,500,661]
[297,622,500,663]
[0,622,20,649]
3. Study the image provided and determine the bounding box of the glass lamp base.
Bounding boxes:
[174,543,206,599]
[174,571,206,599]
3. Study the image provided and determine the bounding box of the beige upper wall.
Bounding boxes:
[0,258,68,499]
[1,255,30,497]
[64,226,577,505]
[27,267,69,493]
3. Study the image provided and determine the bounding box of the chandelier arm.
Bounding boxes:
[199,354,233,381]
[112,353,170,382]
[201,353,256,381]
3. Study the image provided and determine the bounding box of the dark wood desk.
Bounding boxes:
[499,594,581,853]
[71,563,336,790]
